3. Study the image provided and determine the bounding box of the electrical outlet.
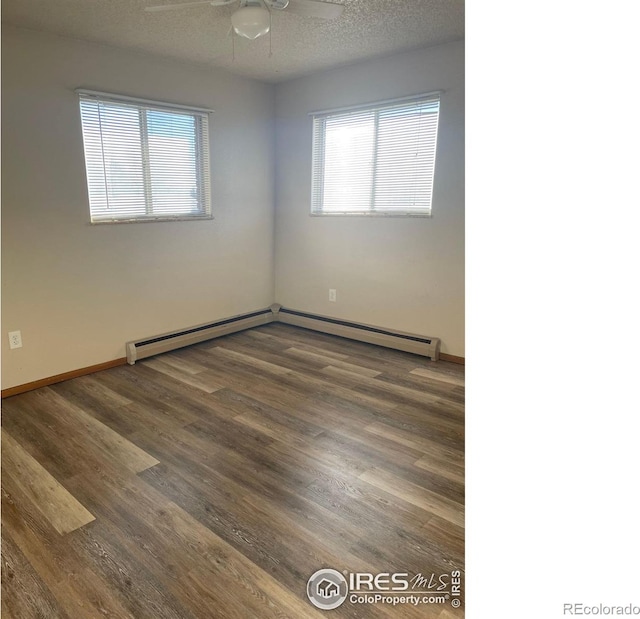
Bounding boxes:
[8,330,23,349]
[329,289,337,302]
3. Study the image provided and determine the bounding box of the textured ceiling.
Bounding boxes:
[2,0,465,83]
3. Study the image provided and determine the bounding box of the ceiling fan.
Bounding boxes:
[144,0,344,41]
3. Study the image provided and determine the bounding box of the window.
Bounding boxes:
[77,90,212,223]
[310,93,440,216]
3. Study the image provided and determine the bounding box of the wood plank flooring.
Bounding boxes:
[1,323,464,618]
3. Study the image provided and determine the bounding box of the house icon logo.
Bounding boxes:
[307,568,348,610]
[317,578,339,598]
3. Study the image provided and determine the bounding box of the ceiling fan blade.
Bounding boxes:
[145,0,235,12]
[285,0,344,19]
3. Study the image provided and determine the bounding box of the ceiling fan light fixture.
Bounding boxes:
[231,5,271,39]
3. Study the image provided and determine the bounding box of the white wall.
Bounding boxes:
[2,32,464,389]
[1,26,276,389]
[273,42,464,356]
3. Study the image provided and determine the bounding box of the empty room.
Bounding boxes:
[1,0,464,617]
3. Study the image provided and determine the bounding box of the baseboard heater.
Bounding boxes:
[126,307,276,364]
[126,304,440,364]
[274,305,440,361]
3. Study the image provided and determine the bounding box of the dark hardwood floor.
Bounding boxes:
[1,323,464,618]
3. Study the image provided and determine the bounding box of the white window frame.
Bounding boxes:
[77,89,213,224]
[310,92,441,217]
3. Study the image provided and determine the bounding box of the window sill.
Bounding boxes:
[310,211,432,218]
[89,215,214,225]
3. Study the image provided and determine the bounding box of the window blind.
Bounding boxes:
[311,94,440,216]
[78,91,212,222]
